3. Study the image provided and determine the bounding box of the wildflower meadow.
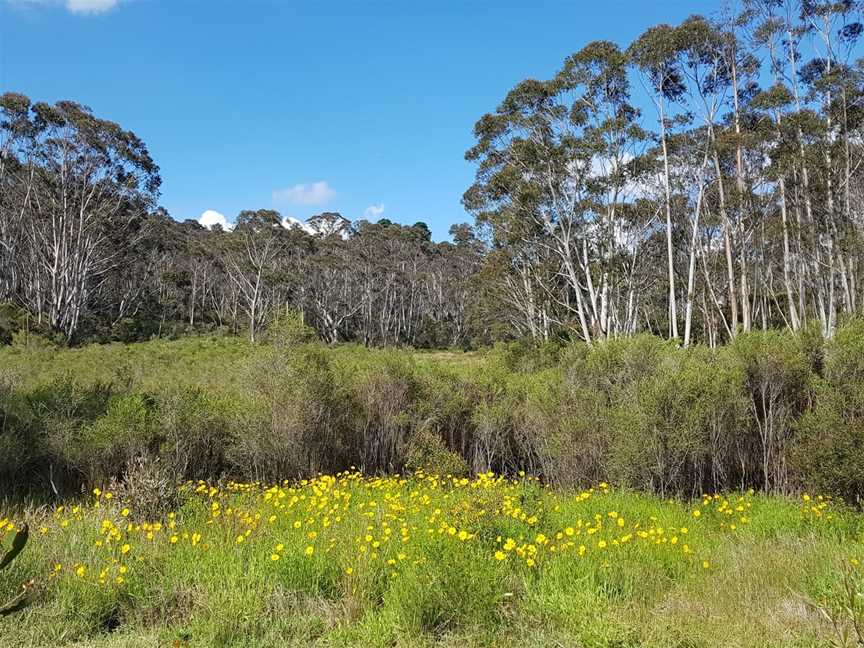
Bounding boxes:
[2,471,863,647]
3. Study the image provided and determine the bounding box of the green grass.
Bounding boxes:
[2,473,862,647]
[0,335,255,391]
[2,335,864,645]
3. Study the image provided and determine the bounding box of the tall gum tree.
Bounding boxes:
[464,41,647,344]
[629,25,689,340]
[0,93,160,342]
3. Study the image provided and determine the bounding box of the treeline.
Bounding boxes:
[3,0,864,348]
[0,94,481,346]
[465,0,864,346]
[2,321,863,503]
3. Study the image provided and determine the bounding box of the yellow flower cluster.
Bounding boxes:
[800,493,835,521]
[688,493,753,530]
[2,471,850,596]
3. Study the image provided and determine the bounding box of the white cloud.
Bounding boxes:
[198,209,233,231]
[272,181,335,206]
[5,0,120,13]
[281,216,316,235]
[363,203,385,219]
[66,0,117,13]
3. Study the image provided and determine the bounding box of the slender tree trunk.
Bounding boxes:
[778,176,799,330]
[712,153,739,336]
[730,53,751,333]
[684,151,710,347]
[659,100,678,340]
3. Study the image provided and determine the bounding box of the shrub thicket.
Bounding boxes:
[2,322,864,503]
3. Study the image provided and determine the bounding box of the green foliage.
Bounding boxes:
[156,387,237,481]
[404,431,469,477]
[1,478,861,646]
[0,304,27,346]
[77,393,156,485]
[725,330,816,493]
[380,543,503,635]
[0,371,41,491]
[0,524,30,616]
[1,325,863,503]
[0,524,27,570]
[348,352,420,474]
[263,311,317,347]
[793,320,864,506]
[233,344,347,480]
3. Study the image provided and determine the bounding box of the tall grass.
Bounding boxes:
[1,473,861,647]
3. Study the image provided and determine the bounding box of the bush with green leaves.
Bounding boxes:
[793,320,864,505]
[404,429,470,476]
[231,343,348,481]
[725,330,815,493]
[263,311,317,348]
[0,303,27,346]
[0,523,30,617]
[2,325,864,503]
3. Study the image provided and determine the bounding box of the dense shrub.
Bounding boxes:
[0,304,27,345]
[2,325,864,503]
[793,320,864,505]
[108,454,182,521]
[231,344,348,481]
[468,357,541,476]
[156,387,238,481]
[724,330,815,493]
[546,336,675,488]
[263,311,317,348]
[348,352,419,474]
[518,338,751,496]
[74,392,156,485]
[0,370,45,495]
[613,348,748,496]
[520,367,609,487]
[411,364,477,465]
[24,377,117,495]
[404,430,470,477]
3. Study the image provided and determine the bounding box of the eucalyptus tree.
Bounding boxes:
[800,0,863,324]
[716,10,763,334]
[224,209,285,342]
[628,24,688,340]
[465,41,646,344]
[744,0,832,330]
[803,2,842,320]
[177,217,223,329]
[303,231,364,344]
[465,182,559,342]
[762,0,837,333]
[742,0,864,335]
[0,93,32,306]
[0,93,161,342]
[426,224,486,347]
[101,208,167,334]
[830,8,864,316]
[676,16,731,345]
[555,41,653,338]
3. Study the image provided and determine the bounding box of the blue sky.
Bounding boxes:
[1,0,717,240]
